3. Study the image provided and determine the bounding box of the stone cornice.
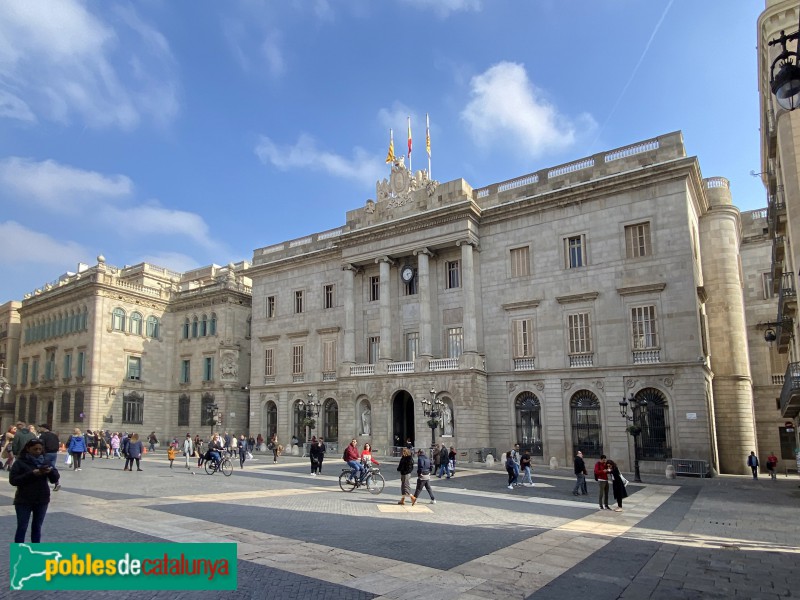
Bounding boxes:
[616,283,667,296]
[286,330,310,339]
[258,335,280,343]
[501,300,542,311]
[556,292,599,304]
[316,327,341,335]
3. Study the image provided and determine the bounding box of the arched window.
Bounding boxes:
[192,316,199,338]
[130,312,143,335]
[112,308,126,331]
[74,389,85,422]
[17,395,26,422]
[60,391,71,423]
[265,401,278,438]
[146,316,160,338]
[200,314,208,337]
[183,318,190,339]
[293,400,305,444]
[178,394,190,427]
[634,388,672,460]
[122,391,144,424]
[324,398,338,441]
[209,313,217,336]
[570,390,602,458]
[201,393,216,426]
[515,392,543,456]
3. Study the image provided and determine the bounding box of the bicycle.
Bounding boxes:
[339,465,385,494]
[204,455,233,476]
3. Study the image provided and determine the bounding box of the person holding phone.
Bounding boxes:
[9,439,61,543]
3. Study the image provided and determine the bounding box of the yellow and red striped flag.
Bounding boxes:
[407,117,412,158]
[426,113,431,158]
[385,129,395,163]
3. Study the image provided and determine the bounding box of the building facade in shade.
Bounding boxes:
[0,300,22,432]
[13,258,252,441]
[247,131,757,475]
[757,1,800,452]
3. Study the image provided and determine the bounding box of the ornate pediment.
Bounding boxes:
[375,160,439,208]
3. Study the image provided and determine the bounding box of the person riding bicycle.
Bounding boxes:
[204,434,223,469]
[343,438,362,483]
[359,443,380,483]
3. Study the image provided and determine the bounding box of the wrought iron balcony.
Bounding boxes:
[772,236,786,290]
[778,272,797,320]
[780,362,800,418]
[776,318,794,354]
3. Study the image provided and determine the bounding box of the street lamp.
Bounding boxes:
[298,393,321,444]
[206,402,219,436]
[619,393,646,483]
[421,388,444,451]
[769,12,800,111]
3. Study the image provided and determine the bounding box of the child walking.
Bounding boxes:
[167,444,176,469]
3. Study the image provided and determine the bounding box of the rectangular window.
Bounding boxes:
[45,350,55,381]
[21,361,28,385]
[510,247,530,278]
[369,276,380,301]
[406,332,419,361]
[447,327,464,358]
[446,260,461,289]
[60,394,70,423]
[779,427,796,459]
[625,222,651,258]
[127,356,141,380]
[324,284,335,309]
[565,235,585,268]
[763,272,775,299]
[568,313,592,354]
[180,359,191,383]
[31,359,39,383]
[122,393,143,425]
[77,351,85,377]
[322,339,336,372]
[63,353,72,379]
[512,319,533,357]
[267,295,276,318]
[178,396,190,427]
[294,290,304,314]
[368,336,380,364]
[631,305,658,349]
[264,348,274,376]
[203,357,214,382]
[292,345,304,375]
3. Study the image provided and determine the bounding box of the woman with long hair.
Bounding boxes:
[125,433,144,471]
[66,428,86,471]
[396,448,414,505]
[10,438,60,543]
[607,459,628,512]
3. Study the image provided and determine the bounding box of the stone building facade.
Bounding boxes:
[13,259,252,442]
[247,131,757,475]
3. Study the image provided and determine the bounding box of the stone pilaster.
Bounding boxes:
[414,248,434,358]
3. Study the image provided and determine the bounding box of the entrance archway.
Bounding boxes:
[392,390,414,448]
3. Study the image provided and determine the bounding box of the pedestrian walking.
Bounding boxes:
[318,437,326,474]
[110,433,121,458]
[520,449,533,487]
[238,435,248,469]
[11,422,35,458]
[37,424,60,472]
[447,446,457,478]
[505,450,518,489]
[269,434,280,463]
[125,433,144,471]
[309,437,323,475]
[747,451,759,480]
[2,425,16,471]
[607,459,627,512]
[10,439,61,543]
[511,444,522,486]
[412,449,435,505]
[767,451,778,481]
[182,433,194,470]
[397,448,414,504]
[572,450,587,495]
[167,444,176,468]
[97,434,109,459]
[147,431,158,453]
[437,443,449,478]
[66,429,86,471]
[594,455,611,510]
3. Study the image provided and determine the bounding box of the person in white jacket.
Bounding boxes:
[182,434,194,470]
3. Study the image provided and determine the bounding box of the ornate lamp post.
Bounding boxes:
[619,393,646,483]
[421,388,444,451]
[298,393,321,445]
[769,12,800,111]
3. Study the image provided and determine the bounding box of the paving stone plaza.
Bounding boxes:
[2,451,798,599]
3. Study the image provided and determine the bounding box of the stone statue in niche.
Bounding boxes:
[361,406,371,436]
[442,403,453,436]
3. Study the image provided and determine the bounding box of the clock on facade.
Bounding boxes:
[400,265,415,283]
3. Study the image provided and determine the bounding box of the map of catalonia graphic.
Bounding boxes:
[10,544,63,590]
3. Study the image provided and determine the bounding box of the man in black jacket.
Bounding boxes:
[37,425,62,492]
[572,450,587,496]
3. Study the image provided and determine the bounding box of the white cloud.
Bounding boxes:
[400,0,481,17]
[0,157,133,210]
[261,30,286,78]
[0,90,36,122]
[255,134,384,186]
[0,221,88,266]
[0,0,179,130]
[461,62,596,159]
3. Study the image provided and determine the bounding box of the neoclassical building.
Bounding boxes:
[11,259,252,439]
[247,131,757,475]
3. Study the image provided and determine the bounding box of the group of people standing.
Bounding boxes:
[504,444,534,488]
[573,451,627,511]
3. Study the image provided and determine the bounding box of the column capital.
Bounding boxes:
[342,263,359,273]
[413,247,436,258]
[375,256,395,266]
[456,239,480,251]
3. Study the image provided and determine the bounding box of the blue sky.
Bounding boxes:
[0,0,765,302]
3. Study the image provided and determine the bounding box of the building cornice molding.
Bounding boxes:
[616,283,667,296]
[556,292,599,304]
[501,300,542,311]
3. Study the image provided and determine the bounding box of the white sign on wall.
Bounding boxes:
[686,412,697,420]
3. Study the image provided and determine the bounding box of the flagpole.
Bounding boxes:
[407,116,412,174]
[426,113,431,180]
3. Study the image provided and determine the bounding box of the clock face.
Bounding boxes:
[401,266,414,283]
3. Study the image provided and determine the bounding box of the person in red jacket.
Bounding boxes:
[594,455,610,510]
[343,439,362,482]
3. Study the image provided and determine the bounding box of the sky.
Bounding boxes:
[0,0,766,303]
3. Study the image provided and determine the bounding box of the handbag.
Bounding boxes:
[65,453,73,465]
[620,474,629,487]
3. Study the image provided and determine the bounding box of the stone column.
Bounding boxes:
[699,177,756,475]
[414,248,434,357]
[377,257,394,361]
[457,240,479,354]
[342,265,357,364]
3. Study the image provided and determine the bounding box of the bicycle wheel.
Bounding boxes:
[204,460,216,475]
[366,472,385,495]
[220,458,233,477]
[339,471,357,492]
